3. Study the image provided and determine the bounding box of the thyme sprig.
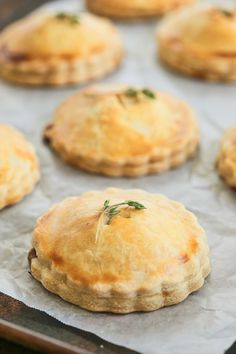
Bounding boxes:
[56,12,80,24]
[125,88,138,98]
[103,199,146,224]
[219,9,233,17]
[95,200,146,242]
[125,88,156,100]
[142,88,156,99]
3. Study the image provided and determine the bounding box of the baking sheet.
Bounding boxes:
[0,0,236,353]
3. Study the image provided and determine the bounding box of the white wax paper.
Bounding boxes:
[0,1,236,353]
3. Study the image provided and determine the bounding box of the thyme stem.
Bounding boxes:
[95,200,146,242]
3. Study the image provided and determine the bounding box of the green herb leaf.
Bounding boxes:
[103,200,146,225]
[125,200,146,209]
[56,12,80,24]
[109,206,119,215]
[96,200,146,240]
[220,9,233,17]
[124,88,156,100]
[103,200,110,210]
[56,12,67,20]
[125,88,138,98]
[142,89,156,99]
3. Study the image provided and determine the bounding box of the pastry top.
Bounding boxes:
[94,0,176,10]
[87,0,196,17]
[0,124,38,186]
[33,188,208,293]
[158,5,236,55]
[218,126,236,161]
[0,12,122,59]
[45,85,198,164]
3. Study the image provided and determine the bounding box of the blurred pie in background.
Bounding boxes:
[86,0,196,19]
[217,127,236,188]
[0,12,123,86]
[0,124,40,209]
[43,84,199,177]
[157,5,236,81]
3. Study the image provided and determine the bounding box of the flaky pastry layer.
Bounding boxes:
[30,251,210,313]
[0,47,123,86]
[45,133,198,177]
[29,188,210,313]
[0,124,40,209]
[217,127,236,188]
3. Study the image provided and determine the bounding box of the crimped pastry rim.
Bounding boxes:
[45,131,199,177]
[158,40,236,82]
[0,52,123,87]
[29,249,210,313]
[0,43,123,86]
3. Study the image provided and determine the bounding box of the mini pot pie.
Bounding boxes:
[158,5,236,81]
[44,85,199,177]
[28,188,210,313]
[0,124,40,209]
[86,0,196,19]
[0,12,123,86]
[217,127,236,188]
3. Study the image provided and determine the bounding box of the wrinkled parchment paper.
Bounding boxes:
[0,1,236,353]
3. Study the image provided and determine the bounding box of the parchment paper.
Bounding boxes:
[0,1,236,353]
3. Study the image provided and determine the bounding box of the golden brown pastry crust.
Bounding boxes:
[0,12,123,86]
[0,124,40,209]
[29,188,210,313]
[44,85,199,177]
[158,5,236,81]
[217,127,236,188]
[86,0,196,19]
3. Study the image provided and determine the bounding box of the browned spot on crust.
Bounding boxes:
[0,46,29,62]
[50,253,64,267]
[168,37,183,51]
[214,51,236,58]
[68,270,120,284]
[190,239,198,253]
[179,239,198,263]
[15,147,34,162]
[179,253,190,263]
[162,290,169,297]
[0,44,107,63]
